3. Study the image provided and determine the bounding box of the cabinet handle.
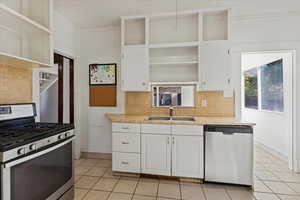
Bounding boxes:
[167,137,170,144]
[122,142,130,145]
[227,78,231,84]
[121,161,129,165]
[142,82,146,86]
[121,127,129,130]
[172,137,175,144]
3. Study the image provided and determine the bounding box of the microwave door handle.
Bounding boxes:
[4,137,74,168]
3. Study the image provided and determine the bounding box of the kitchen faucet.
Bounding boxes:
[169,106,174,117]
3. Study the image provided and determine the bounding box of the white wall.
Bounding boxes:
[63,58,70,123]
[53,11,82,159]
[74,4,300,170]
[40,82,58,123]
[79,27,124,153]
[229,10,300,170]
[241,53,293,159]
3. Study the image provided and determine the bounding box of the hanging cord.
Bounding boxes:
[176,0,179,31]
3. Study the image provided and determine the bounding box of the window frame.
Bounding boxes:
[151,84,196,108]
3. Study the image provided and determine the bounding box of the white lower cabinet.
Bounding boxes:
[141,134,171,176]
[113,152,140,173]
[112,123,141,173]
[112,122,204,179]
[172,135,204,178]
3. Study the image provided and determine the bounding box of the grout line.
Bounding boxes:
[224,187,233,200]
[178,181,183,200]
[156,179,160,200]
[201,184,208,200]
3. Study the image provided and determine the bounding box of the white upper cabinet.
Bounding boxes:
[199,41,231,91]
[121,46,149,91]
[0,0,52,68]
[121,9,230,91]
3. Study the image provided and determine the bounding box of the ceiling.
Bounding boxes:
[54,0,300,29]
[54,0,228,28]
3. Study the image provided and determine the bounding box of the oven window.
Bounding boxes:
[11,142,73,200]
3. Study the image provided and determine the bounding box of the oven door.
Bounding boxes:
[1,138,74,200]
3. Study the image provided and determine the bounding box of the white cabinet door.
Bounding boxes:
[122,46,149,91]
[172,135,204,178]
[141,134,171,176]
[199,41,231,91]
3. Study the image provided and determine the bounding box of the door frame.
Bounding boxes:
[240,50,296,171]
[54,53,74,124]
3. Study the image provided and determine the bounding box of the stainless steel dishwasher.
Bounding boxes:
[204,125,253,186]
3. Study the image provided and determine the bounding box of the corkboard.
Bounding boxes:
[89,86,117,106]
[0,64,32,104]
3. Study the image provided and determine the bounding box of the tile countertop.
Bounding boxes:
[105,114,256,126]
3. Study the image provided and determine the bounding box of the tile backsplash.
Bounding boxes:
[0,64,32,104]
[125,91,235,117]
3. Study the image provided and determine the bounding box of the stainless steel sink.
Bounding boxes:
[148,116,171,121]
[172,117,196,122]
[148,116,195,122]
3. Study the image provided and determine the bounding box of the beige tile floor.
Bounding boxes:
[74,146,300,200]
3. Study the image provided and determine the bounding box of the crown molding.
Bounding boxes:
[233,10,300,22]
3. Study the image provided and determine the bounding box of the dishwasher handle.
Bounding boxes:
[205,125,253,134]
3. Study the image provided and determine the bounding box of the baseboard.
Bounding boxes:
[255,141,288,163]
[81,152,112,160]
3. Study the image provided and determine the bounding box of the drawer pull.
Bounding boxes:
[121,127,130,130]
[121,161,129,165]
[122,142,130,145]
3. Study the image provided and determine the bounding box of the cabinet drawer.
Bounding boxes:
[113,152,140,173]
[141,124,171,134]
[172,125,204,136]
[112,123,140,133]
[113,132,140,153]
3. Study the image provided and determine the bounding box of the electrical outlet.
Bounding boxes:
[201,99,207,107]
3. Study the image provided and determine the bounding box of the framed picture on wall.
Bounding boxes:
[89,63,117,85]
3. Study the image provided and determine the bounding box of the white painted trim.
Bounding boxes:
[232,10,300,22]
[256,141,288,163]
[121,7,229,19]
[241,50,297,172]
[0,3,52,34]
[292,50,298,172]
[54,49,76,60]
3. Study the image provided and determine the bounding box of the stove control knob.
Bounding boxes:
[58,134,65,140]
[29,144,37,151]
[17,148,25,155]
[65,132,70,138]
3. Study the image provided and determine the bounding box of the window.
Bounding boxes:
[152,85,195,107]
[243,59,284,112]
[244,68,258,109]
[261,59,284,112]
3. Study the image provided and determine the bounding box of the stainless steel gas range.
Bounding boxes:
[0,103,75,200]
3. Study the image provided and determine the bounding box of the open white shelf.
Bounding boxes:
[149,41,199,49]
[150,46,198,66]
[202,10,229,41]
[123,17,145,45]
[150,60,198,66]
[121,8,230,91]
[150,64,199,83]
[0,52,51,68]
[149,13,198,45]
[0,0,50,30]
[0,2,51,67]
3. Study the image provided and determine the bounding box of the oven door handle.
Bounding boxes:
[4,137,74,168]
